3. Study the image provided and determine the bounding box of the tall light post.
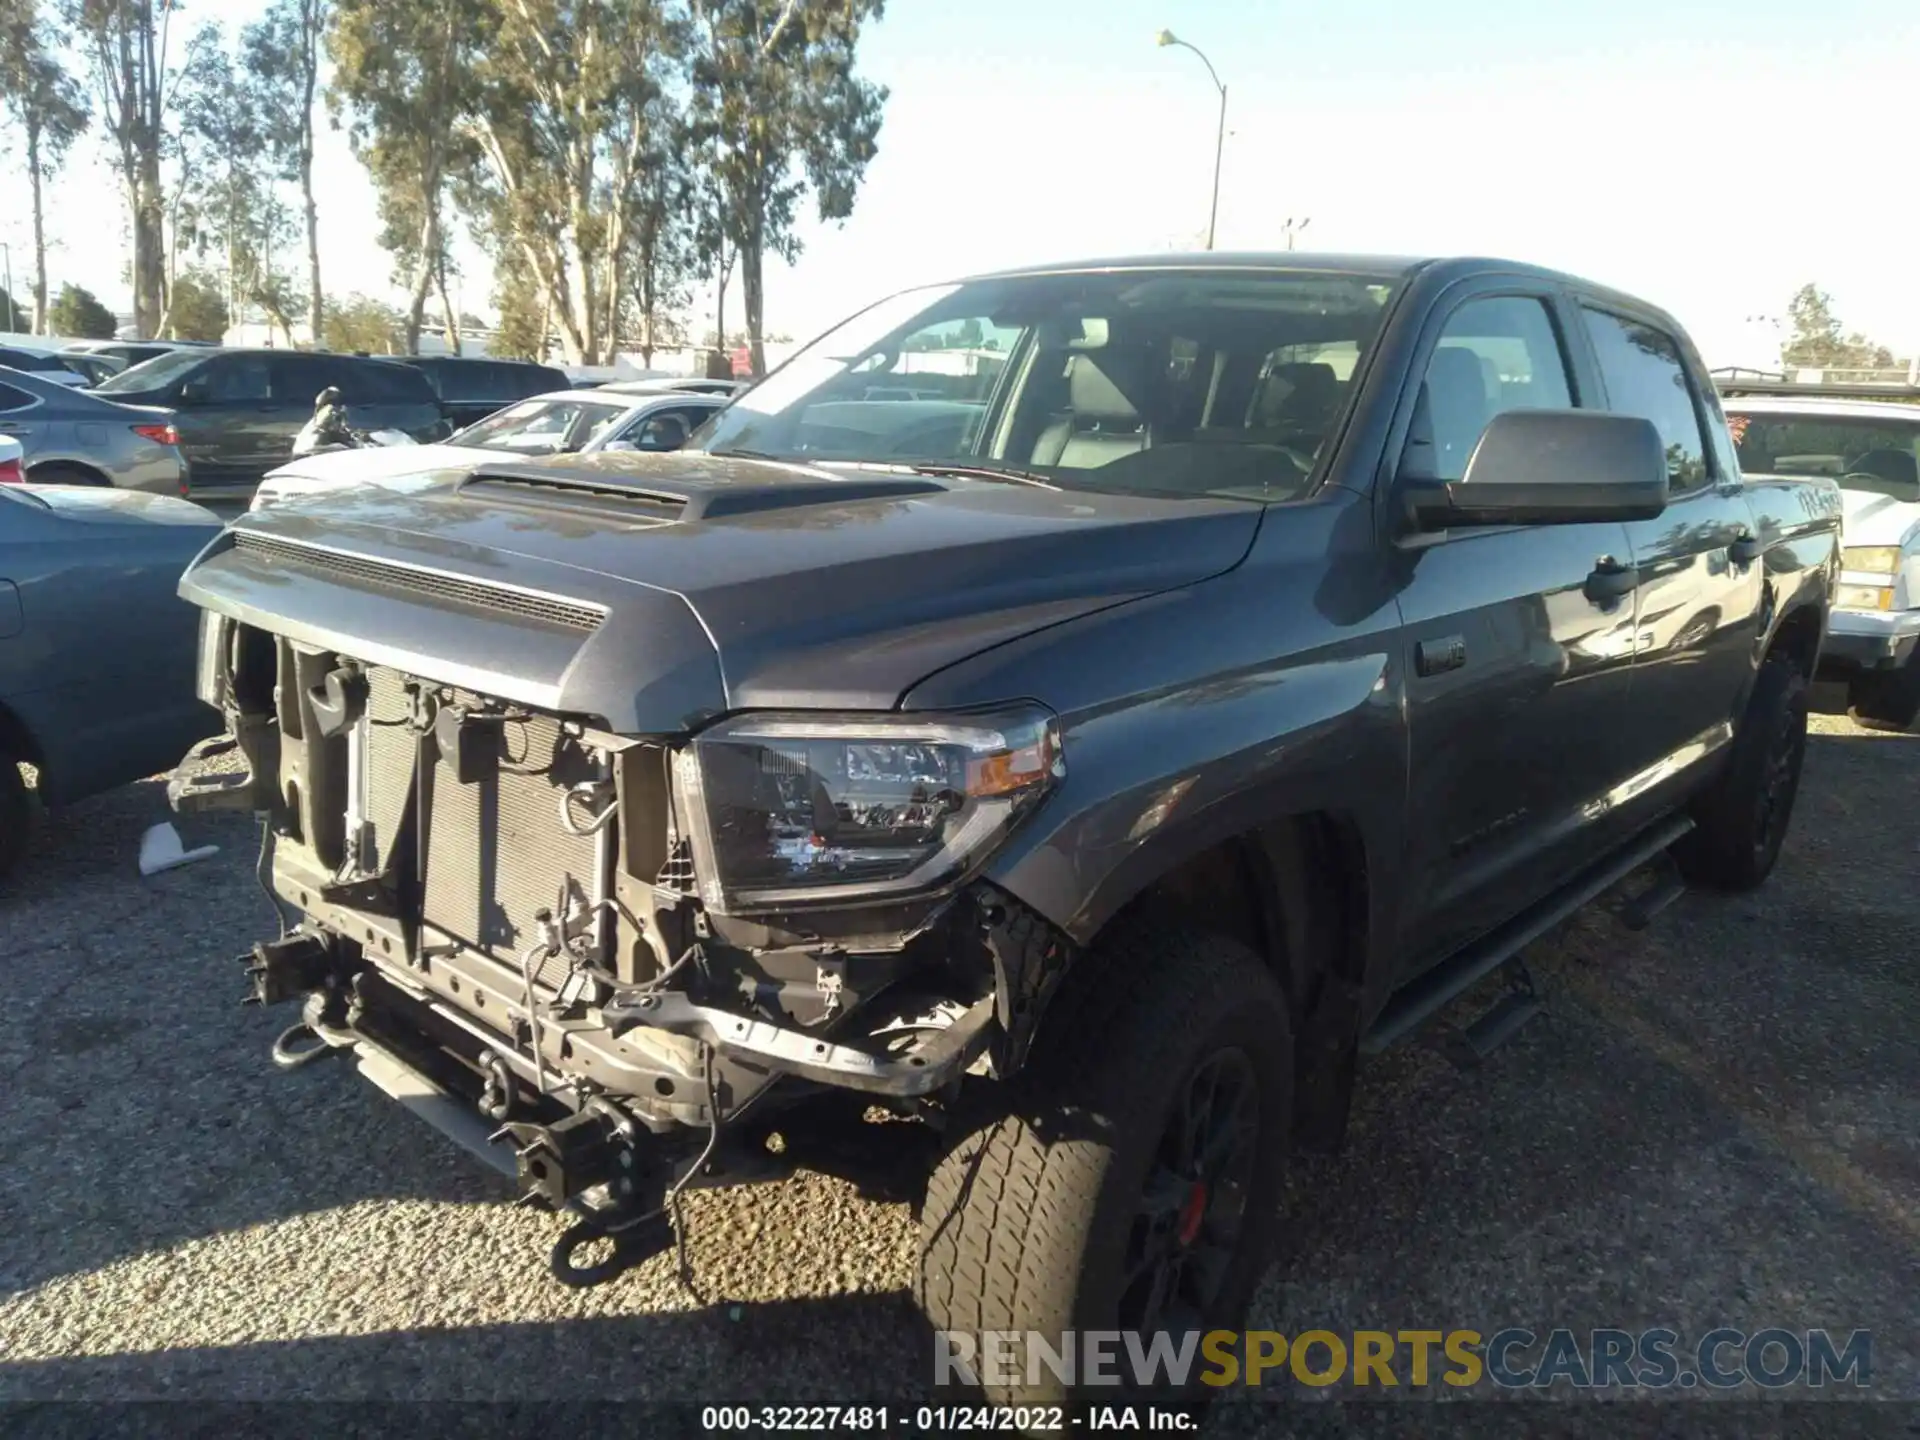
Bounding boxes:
[0,243,14,332]
[1156,29,1226,250]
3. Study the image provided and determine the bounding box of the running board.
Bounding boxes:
[1361,814,1694,1055]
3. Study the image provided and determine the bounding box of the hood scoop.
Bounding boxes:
[457,458,948,522]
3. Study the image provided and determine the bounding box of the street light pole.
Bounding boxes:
[1156,30,1226,250]
[0,244,14,332]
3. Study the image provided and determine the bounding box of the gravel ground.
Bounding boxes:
[0,689,1915,1429]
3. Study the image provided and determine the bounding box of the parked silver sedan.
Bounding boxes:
[0,365,190,495]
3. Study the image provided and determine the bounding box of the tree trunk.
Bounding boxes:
[402,205,437,354]
[300,0,323,347]
[133,153,167,338]
[742,228,766,378]
[26,124,47,335]
[434,256,460,356]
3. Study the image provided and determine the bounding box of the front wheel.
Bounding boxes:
[915,920,1293,1410]
[1847,652,1920,733]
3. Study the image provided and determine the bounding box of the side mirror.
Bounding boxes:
[600,439,638,453]
[1402,409,1669,531]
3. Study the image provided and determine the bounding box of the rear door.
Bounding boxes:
[1572,304,1763,807]
[1393,281,1644,967]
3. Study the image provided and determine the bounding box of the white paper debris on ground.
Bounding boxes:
[139,821,220,877]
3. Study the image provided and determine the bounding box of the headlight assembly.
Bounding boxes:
[1841,545,1901,580]
[672,706,1064,914]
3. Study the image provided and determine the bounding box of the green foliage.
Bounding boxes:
[490,259,549,362]
[166,270,228,341]
[688,0,887,373]
[2,1,89,332]
[1781,284,1899,371]
[48,283,116,338]
[321,293,402,353]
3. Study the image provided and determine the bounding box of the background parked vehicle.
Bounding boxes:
[600,377,747,398]
[0,347,89,388]
[58,353,126,386]
[1719,381,1920,730]
[0,366,188,495]
[250,385,725,509]
[92,348,449,496]
[0,482,224,879]
[61,339,208,373]
[392,355,571,431]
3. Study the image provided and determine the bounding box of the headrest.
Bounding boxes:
[1068,355,1139,424]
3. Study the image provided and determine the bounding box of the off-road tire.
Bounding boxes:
[1673,656,1809,891]
[0,755,30,880]
[915,919,1293,1410]
[1846,655,1920,734]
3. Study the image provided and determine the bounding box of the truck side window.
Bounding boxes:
[1420,297,1573,482]
[1580,309,1709,491]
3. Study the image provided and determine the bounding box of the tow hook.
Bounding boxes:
[548,1212,674,1289]
[270,990,356,1072]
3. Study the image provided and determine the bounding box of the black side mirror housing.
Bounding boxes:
[1402,409,1670,531]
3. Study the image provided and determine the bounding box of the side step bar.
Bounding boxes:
[1361,814,1693,1055]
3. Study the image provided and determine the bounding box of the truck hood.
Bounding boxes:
[179,451,1263,732]
[1838,483,1920,550]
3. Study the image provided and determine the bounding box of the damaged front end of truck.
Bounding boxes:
[170,503,1074,1285]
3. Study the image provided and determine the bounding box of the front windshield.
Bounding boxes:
[1730,411,1920,503]
[695,267,1401,500]
[451,398,627,454]
[94,348,207,393]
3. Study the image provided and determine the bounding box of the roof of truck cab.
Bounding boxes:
[955,252,1682,317]
[1721,395,1920,423]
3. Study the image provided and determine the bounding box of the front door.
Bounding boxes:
[1393,285,1644,970]
[1574,305,1763,811]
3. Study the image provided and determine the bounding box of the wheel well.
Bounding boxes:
[0,698,42,767]
[27,458,111,486]
[1126,813,1368,1024]
[1768,604,1823,678]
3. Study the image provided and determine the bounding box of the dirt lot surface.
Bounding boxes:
[1,691,1914,1432]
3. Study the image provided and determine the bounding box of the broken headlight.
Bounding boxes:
[673,707,1064,914]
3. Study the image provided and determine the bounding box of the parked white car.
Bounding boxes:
[1723,392,1920,729]
[249,387,728,511]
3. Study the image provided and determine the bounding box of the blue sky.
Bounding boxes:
[12,0,1915,365]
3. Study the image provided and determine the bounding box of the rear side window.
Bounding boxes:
[347,359,437,405]
[1417,295,1574,482]
[1581,309,1709,491]
[0,383,36,411]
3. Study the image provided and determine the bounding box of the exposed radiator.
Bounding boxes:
[358,667,602,993]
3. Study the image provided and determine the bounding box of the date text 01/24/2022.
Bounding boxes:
[699,1406,1194,1432]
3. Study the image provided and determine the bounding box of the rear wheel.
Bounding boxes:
[1847,653,1920,733]
[915,919,1293,1410]
[0,754,30,880]
[1674,656,1809,891]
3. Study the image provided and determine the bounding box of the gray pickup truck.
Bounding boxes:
[171,254,1840,1408]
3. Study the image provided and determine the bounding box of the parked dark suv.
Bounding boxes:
[94,348,449,494]
[393,356,571,431]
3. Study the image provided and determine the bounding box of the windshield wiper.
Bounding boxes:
[843,460,1060,490]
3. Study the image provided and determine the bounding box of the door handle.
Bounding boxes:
[1729,530,1762,565]
[1584,555,1637,604]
